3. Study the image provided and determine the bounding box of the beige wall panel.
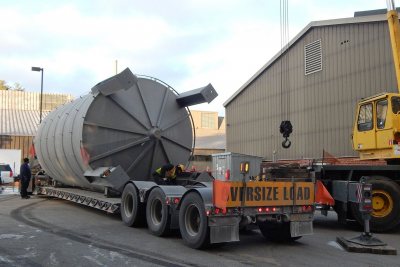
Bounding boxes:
[0,91,73,111]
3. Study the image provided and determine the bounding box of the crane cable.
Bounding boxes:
[279,0,292,149]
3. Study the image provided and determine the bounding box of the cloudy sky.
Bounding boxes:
[1,0,384,114]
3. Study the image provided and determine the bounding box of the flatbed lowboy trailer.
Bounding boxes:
[37,172,315,249]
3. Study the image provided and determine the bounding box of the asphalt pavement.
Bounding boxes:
[0,187,399,267]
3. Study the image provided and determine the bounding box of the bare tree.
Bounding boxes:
[0,80,26,91]
[12,82,25,91]
[0,80,11,90]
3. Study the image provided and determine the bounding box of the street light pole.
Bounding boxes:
[31,67,44,123]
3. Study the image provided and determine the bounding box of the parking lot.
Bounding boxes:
[0,187,399,267]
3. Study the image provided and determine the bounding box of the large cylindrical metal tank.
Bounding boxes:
[35,69,195,190]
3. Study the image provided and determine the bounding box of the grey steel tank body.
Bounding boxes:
[34,68,217,191]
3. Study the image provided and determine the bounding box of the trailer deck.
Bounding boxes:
[37,187,120,213]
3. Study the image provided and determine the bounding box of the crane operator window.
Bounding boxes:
[357,103,373,131]
[376,99,388,129]
[392,96,400,114]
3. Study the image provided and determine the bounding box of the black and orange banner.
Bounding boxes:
[213,180,314,209]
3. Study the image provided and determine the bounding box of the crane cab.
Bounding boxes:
[352,92,400,160]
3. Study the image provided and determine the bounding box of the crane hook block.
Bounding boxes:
[280,120,293,149]
[282,138,291,149]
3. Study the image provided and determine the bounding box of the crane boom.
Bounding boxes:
[387,0,400,92]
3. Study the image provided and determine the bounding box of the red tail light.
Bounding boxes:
[302,205,313,212]
[173,197,180,204]
[10,170,13,177]
[258,207,263,212]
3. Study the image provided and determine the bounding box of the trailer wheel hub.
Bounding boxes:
[124,194,134,217]
[150,199,163,225]
[372,190,393,218]
[185,204,200,236]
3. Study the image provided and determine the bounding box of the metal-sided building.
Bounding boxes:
[0,90,73,160]
[224,11,398,161]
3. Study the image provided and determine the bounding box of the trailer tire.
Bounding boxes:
[179,192,209,249]
[146,188,171,236]
[350,178,400,232]
[258,222,301,242]
[121,183,145,227]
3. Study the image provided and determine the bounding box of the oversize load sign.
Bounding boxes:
[213,180,315,208]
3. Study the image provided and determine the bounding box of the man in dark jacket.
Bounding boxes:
[20,158,31,199]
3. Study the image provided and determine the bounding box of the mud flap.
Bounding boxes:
[290,221,313,237]
[208,216,241,244]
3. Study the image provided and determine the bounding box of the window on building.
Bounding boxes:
[201,112,215,129]
[357,103,373,131]
[376,99,388,129]
[304,39,322,75]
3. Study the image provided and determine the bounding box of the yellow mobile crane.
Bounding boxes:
[305,0,400,233]
[263,1,400,232]
[341,0,400,231]
[353,1,400,160]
